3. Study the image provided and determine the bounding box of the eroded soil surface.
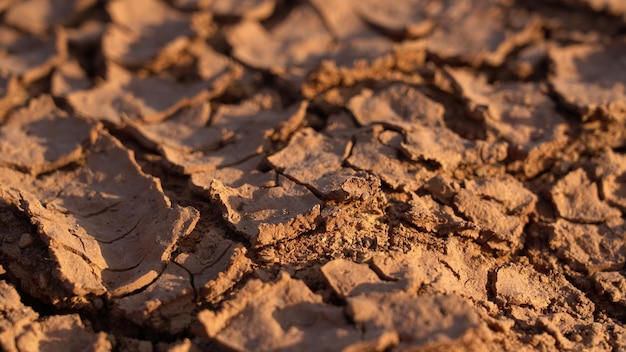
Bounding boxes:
[1,0,626,351]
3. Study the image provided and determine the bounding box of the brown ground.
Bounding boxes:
[1,0,626,351]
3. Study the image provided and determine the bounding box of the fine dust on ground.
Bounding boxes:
[1,0,626,351]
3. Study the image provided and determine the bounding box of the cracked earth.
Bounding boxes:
[1,0,626,351]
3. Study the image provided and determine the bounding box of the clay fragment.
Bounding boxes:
[197,273,397,351]
[494,262,593,313]
[102,0,194,67]
[493,261,597,349]
[371,238,495,302]
[321,257,491,350]
[550,219,626,273]
[321,259,408,298]
[447,68,569,176]
[51,59,91,97]
[190,155,276,191]
[592,271,626,318]
[347,126,434,191]
[68,58,239,124]
[421,175,535,252]
[3,0,97,35]
[304,0,396,94]
[1,281,112,351]
[347,84,445,132]
[0,281,38,352]
[226,3,332,84]
[549,39,626,121]
[16,314,112,352]
[354,0,435,38]
[401,125,508,171]
[595,149,626,211]
[161,100,307,174]
[551,168,621,223]
[0,72,27,123]
[0,26,67,84]
[402,194,477,236]
[0,131,199,298]
[453,179,535,252]
[124,102,228,153]
[422,0,541,66]
[267,127,379,201]
[114,263,195,334]
[209,175,322,247]
[347,293,491,351]
[174,240,251,300]
[209,0,276,19]
[0,95,99,176]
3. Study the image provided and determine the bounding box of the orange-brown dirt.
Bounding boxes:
[1,0,626,351]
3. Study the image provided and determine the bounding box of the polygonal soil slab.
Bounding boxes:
[197,273,397,352]
[173,0,276,19]
[303,0,397,94]
[102,0,194,68]
[266,127,381,201]
[595,149,626,211]
[550,218,626,273]
[347,126,434,191]
[347,83,445,132]
[209,175,322,247]
[124,102,227,153]
[424,175,537,253]
[0,96,98,176]
[67,57,240,124]
[551,168,621,223]
[226,3,332,83]
[447,68,569,177]
[0,26,67,84]
[3,0,97,36]
[400,124,508,171]
[0,281,112,351]
[321,258,493,350]
[549,39,626,121]
[160,99,307,174]
[353,0,436,38]
[0,131,199,298]
[421,0,541,66]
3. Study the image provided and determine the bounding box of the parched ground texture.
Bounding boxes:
[1,0,626,351]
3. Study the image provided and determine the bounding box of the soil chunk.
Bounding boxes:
[267,127,379,201]
[102,0,194,68]
[0,132,199,298]
[549,39,626,121]
[347,83,445,132]
[209,175,322,247]
[3,0,97,36]
[0,26,67,84]
[1,281,112,351]
[198,273,396,351]
[347,126,434,191]
[550,219,626,273]
[0,96,98,175]
[160,99,306,174]
[68,59,240,125]
[447,68,569,176]
[226,3,332,84]
[321,258,493,350]
[354,0,435,38]
[421,0,541,66]
[551,168,621,223]
[594,149,626,211]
